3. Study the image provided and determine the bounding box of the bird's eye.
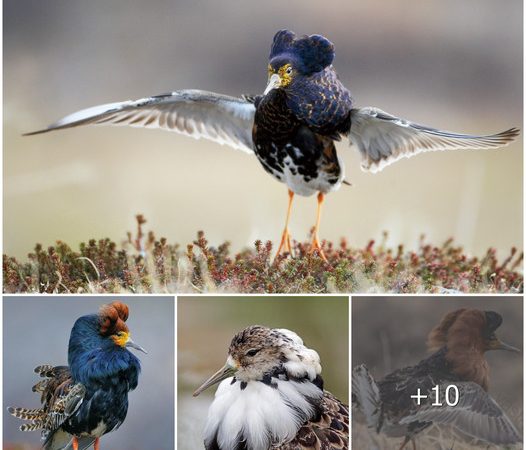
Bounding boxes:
[246,349,260,357]
[286,66,293,75]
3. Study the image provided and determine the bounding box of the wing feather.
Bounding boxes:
[277,391,349,449]
[351,364,381,431]
[349,107,519,173]
[25,90,256,154]
[399,382,522,445]
[8,364,86,450]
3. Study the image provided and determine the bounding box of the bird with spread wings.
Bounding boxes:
[25,29,519,262]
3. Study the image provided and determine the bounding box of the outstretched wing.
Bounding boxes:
[8,364,87,450]
[277,391,349,450]
[349,107,519,173]
[400,381,522,445]
[25,90,256,153]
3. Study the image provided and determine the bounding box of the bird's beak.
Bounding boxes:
[125,337,148,354]
[193,362,237,397]
[489,337,520,353]
[264,73,282,95]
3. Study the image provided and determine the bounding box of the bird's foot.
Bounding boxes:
[309,235,328,263]
[72,437,79,450]
[275,227,293,259]
[94,437,100,450]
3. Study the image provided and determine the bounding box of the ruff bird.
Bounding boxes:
[24,30,519,261]
[8,301,147,450]
[352,308,522,449]
[193,325,348,450]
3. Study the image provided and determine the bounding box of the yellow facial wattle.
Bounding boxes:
[267,63,293,88]
[277,63,293,87]
[112,331,130,347]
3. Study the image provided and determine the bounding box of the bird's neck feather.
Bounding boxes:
[445,345,489,390]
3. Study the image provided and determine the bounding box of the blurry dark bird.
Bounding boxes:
[352,308,521,449]
[24,30,519,262]
[193,325,348,450]
[8,301,147,450]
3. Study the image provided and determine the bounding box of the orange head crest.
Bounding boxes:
[98,301,130,341]
[427,309,517,354]
[426,308,519,390]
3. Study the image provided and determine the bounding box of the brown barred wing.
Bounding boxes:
[8,364,85,444]
[276,391,349,450]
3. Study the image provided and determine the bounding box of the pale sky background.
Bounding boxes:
[4,0,522,260]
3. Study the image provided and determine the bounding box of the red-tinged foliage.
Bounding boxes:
[3,216,522,294]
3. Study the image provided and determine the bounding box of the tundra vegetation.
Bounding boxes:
[3,215,522,294]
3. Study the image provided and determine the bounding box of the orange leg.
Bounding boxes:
[309,192,328,262]
[275,189,294,258]
[94,438,100,450]
[412,440,416,450]
[72,437,79,450]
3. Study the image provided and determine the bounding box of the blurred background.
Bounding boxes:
[178,296,348,450]
[352,296,523,446]
[4,0,522,260]
[3,296,174,450]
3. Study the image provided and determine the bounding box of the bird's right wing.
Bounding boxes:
[400,381,522,445]
[8,364,87,450]
[349,107,519,173]
[277,391,349,450]
[25,90,256,154]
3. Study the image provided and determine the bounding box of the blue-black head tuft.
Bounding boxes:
[269,29,335,75]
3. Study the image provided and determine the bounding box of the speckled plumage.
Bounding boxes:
[352,309,521,448]
[8,302,146,450]
[276,391,349,450]
[252,89,343,196]
[252,31,352,197]
[194,325,348,450]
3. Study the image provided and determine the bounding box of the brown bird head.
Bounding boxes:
[427,308,519,390]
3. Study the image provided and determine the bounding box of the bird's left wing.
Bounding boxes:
[25,90,256,153]
[349,107,519,173]
[399,381,522,445]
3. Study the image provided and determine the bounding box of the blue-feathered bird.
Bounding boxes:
[8,301,147,450]
[24,29,519,261]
